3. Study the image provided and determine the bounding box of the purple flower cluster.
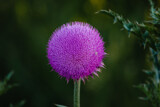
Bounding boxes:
[47,22,105,81]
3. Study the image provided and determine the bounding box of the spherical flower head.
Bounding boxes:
[47,22,106,81]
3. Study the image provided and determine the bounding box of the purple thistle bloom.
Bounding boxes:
[47,22,106,81]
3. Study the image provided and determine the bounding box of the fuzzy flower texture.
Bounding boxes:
[47,22,106,81]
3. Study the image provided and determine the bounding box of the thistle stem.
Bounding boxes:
[74,79,81,107]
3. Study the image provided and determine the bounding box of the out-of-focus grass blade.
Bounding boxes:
[9,100,26,107]
[55,104,67,107]
[5,71,14,81]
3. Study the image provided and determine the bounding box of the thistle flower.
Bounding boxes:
[47,22,105,81]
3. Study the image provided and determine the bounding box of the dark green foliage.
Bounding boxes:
[136,72,160,107]
[55,104,67,107]
[9,100,26,107]
[0,72,25,107]
[97,0,160,106]
[96,8,159,51]
[0,71,18,95]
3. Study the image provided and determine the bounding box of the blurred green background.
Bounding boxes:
[0,0,158,107]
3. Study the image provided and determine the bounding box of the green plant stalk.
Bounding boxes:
[74,79,81,107]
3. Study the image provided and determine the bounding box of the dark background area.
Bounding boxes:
[0,0,157,107]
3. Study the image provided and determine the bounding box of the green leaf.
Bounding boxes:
[0,71,18,96]
[5,71,14,81]
[97,0,160,106]
[9,100,26,107]
[55,104,67,107]
[139,97,149,101]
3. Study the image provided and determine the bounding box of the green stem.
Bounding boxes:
[74,79,81,107]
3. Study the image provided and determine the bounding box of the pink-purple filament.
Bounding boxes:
[47,22,105,81]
